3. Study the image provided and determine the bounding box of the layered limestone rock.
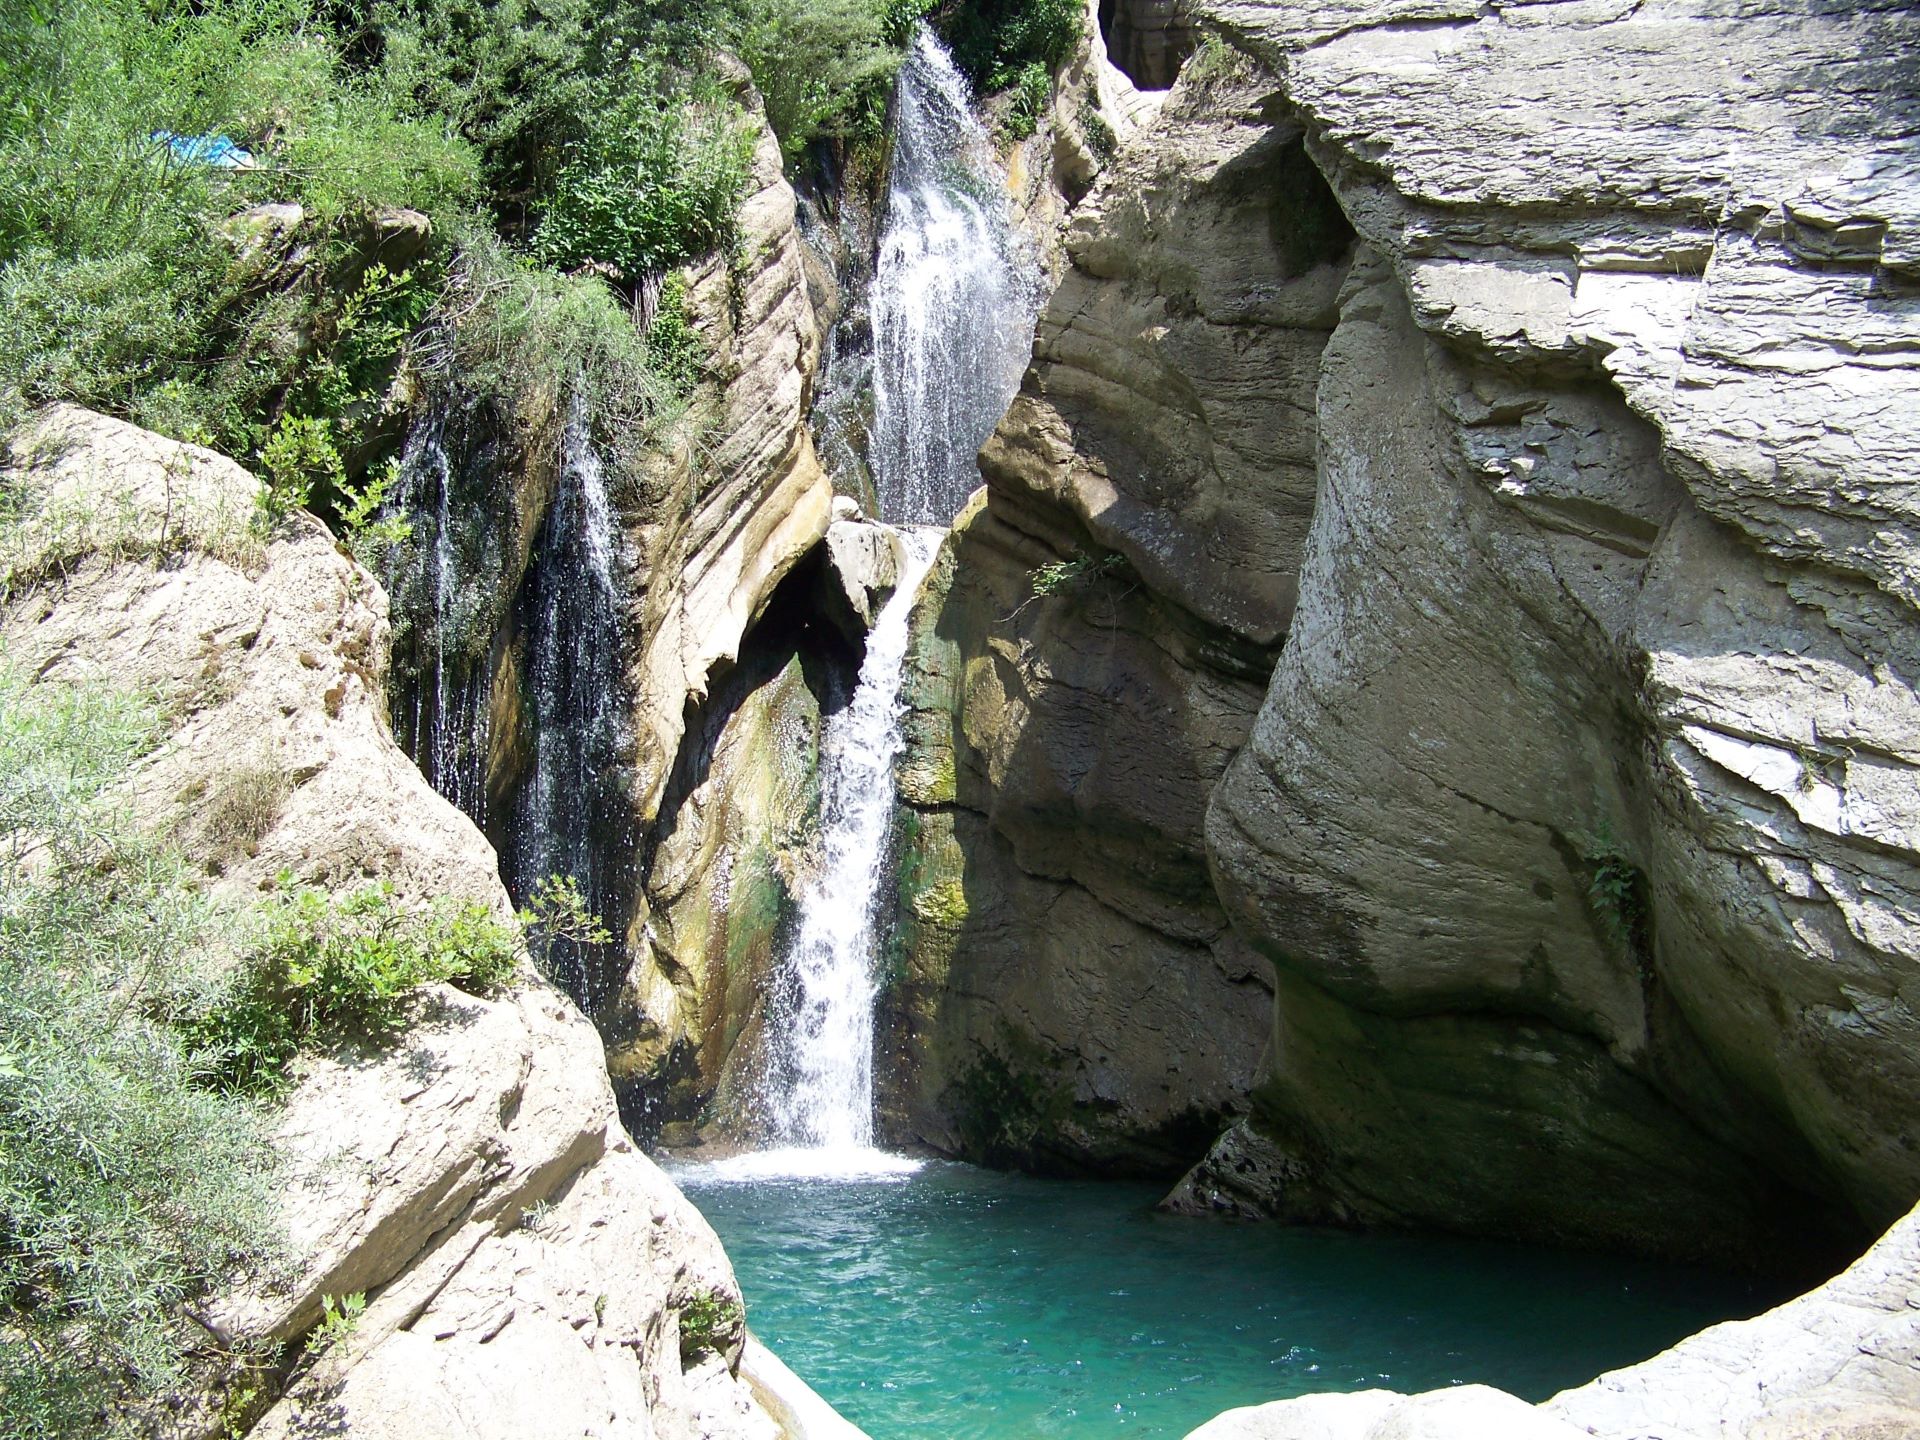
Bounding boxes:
[879,47,1373,1173]
[0,406,823,1439]
[616,649,830,1134]
[1185,1197,1920,1439]
[625,107,837,822]
[1164,0,1920,1266]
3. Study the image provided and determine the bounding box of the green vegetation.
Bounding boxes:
[934,0,1081,98]
[533,73,755,282]
[677,1288,744,1358]
[1029,549,1122,596]
[0,667,278,1439]
[1581,826,1651,973]
[181,878,521,1094]
[1079,100,1117,165]
[311,1291,367,1350]
[519,872,614,981]
[735,0,903,159]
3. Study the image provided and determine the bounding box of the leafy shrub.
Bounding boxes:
[0,666,279,1439]
[938,0,1081,96]
[644,272,706,396]
[534,73,755,282]
[733,0,902,158]
[677,1288,744,1359]
[257,414,343,530]
[1029,549,1120,595]
[518,872,613,981]
[1000,59,1051,140]
[182,878,521,1094]
[433,230,681,431]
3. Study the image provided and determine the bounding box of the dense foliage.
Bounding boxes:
[933,0,1080,98]
[0,669,278,1439]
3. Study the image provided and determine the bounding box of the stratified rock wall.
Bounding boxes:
[1177,0,1920,1265]
[905,0,1920,1261]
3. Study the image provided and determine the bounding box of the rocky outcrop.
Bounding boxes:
[1185,1196,1920,1439]
[0,406,822,1438]
[616,648,830,1135]
[625,109,837,823]
[1097,0,1198,89]
[1165,0,1920,1267]
[879,47,1362,1173]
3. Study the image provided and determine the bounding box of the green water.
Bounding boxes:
[678,1161,1775,1440]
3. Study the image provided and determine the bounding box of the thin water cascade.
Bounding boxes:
[504,399,635,1013]
[869,26,1043,526]
[386,395,635,1017]
[387,409,492,819]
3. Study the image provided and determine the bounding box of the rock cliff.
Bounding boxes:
[0,405,825,1439]
[899,0,1920,1267]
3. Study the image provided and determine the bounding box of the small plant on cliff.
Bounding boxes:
[1029,549,1122,596]
[181,878,521,1095]
[519,872,613,983]
[677,1288,744,1359]
[310,1291,366,1351]
[1582,825,1651,973]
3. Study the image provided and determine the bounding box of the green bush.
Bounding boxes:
[1000,59,1050,139]
[435,229,682,430]
[183,878,521,1095]
[0,666,279,1439]
[937,0,1080,96]
[733,0,901,158]
[534,71,755,282]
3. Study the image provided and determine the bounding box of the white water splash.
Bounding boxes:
[870,26,1042,526]
[763,531,942,1165]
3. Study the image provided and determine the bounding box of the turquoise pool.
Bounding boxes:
[676,1160,1774,1439]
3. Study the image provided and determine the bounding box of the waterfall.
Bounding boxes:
[505,398,635,1014]
[868,26,1043,526]
[761,531,941,1163]
[716,28,1042,1179]
[386,394,634,1017]
[386,407,491,821]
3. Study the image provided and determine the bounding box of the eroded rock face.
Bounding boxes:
[626,112,837,823]
[1170,0,1920,1266]
[0,407,813,1438]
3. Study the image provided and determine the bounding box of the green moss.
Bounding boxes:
[911,878,969,928]
[948,1029,1074,1166]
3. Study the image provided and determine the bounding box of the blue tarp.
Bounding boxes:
[152,131,255,169]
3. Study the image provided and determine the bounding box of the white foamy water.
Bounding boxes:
[668,1146,926,1186]
[761,531,942,1163]
[869,26,1042,526]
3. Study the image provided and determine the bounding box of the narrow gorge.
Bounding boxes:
[0,0,1916,1436]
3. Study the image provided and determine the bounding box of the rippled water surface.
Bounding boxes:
[678,1162,1775,1440]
